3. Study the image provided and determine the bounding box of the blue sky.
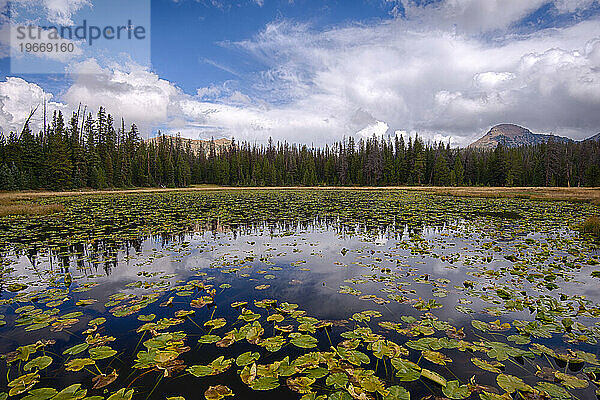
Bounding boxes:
[2,0,404,100]
[152,0,403,94]
[1,0,600,146]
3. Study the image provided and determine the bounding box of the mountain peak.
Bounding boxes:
[468,124,572,149]
[486,124,531,139]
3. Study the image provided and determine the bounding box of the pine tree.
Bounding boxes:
[489,144,507,186]
[84,113,101,188]
[20,123,42,189]
[412,136,425,185]
[433,156,451,186]
[47,111,73,189]
[453,154,464,186]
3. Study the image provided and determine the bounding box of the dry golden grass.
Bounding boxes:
[0,197,64,217]
[415,186,600,204]
[581,216,600,238]
[1,186,599,204]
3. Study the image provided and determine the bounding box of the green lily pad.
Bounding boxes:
[8,373,39,396]
[22,388,58,400]
[249,377,280,390]
[326,373,348,389]
[329,391,353,400]
[384,386,410,400]
[52,384,87,400]
[442,380,470,399]
[236,351,260,366]
[497,374,531,393]
[107,388,134,400]
[290,333,318,348]
[63,343,89,356]
[89,346,117,360]
[304,367,328,379]
[65,358,95,372]
[471,357,504,373]
[204,318,227,329]
[199,335,221,344]
[421,368,447,387]
[89,317,106,326]
[23,356,52,371]
[422,350,452,365]
[534,382,571,399]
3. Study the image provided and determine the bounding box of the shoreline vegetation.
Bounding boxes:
[1,186,599,218]
[1,185,599,200]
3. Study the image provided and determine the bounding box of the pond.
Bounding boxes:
[0,190,599,400]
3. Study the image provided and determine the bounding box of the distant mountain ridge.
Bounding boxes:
[468,124,574,149]
[145,136,232,155]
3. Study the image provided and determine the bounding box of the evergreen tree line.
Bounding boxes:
[1,107,599,190]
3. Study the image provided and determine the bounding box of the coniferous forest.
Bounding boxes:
[0,107,599,190]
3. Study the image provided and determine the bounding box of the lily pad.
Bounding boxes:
[236,351,260,366]
[23,356,52,371]
[89,346,117,360]
[204,385,233,400]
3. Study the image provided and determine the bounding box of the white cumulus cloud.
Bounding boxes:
[10,0,92,25]
[0,77,67,134]
[63,59,181,135]
[357,121,389,138]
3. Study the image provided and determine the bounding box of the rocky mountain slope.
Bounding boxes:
[468,124,573,149]
[146,136,232,155]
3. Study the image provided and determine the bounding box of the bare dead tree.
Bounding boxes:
[43,97,47,137]
[21,105,39,137]
[74,103,81,139]
[79,105,87,139]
